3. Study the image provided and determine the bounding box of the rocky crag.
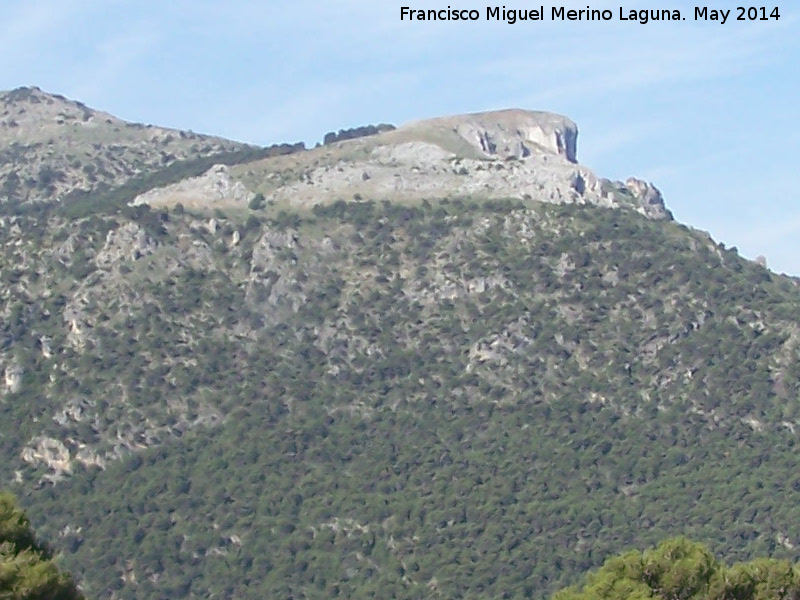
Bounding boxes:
[133,108,670,220]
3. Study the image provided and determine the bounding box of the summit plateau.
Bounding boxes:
[132,107,670,220]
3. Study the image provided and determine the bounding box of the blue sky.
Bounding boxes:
[2,1,798,274]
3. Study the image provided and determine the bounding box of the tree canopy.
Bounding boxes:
[554,538,800,600]
[0,493,82,600]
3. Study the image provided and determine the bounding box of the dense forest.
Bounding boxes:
[7,489,800,600]
[2,196,800,599]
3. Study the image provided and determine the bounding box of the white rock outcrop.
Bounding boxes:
[408,109,578,162]
[256,108,670,220]
[95,222,158,268]
[132,164,252,210]
[21,437,72,478]
[4,362,23,393]
[128,109,669,220]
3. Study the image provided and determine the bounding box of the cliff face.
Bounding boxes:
[380,109,666,218]
[415,109,579,162]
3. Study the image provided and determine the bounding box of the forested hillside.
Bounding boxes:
[2,194,800,599]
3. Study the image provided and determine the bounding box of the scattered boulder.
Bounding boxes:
[4,361,23,393]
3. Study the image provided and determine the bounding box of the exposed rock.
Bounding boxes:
[95,222,157,268]
[246,109,671,220]
[74,447,106,470]
[414,109,579,162]
[53,398,93,426]
[21,436,72,477]
[246,229,306,320]
[4,361,23,393]
[371,142,452,166]
[624,177,669,219]
[39,336,52,358]
[132,164,253,210]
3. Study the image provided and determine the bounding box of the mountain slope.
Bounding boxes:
[0,86,251,206]
[1,93,799,600]
[2,199,800,599]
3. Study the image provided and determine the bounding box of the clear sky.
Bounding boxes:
[2,1,798,274]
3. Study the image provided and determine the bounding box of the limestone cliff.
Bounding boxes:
[404,109,578,162]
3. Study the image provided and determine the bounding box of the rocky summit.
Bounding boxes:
[1,89,798,600]
[134,108,670,220]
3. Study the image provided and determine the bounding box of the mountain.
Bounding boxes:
[2,90,800,600]
[0,86,258,206]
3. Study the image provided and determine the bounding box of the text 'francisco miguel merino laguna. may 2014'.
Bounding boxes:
[399,6,781,25]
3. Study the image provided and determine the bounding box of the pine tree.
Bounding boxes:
[0,493,83,600]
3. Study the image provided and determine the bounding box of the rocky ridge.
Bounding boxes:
[0,86,249,205]
[133,108,670,220]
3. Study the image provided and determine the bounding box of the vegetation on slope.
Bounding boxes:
[0,493,82,600]
[322,123,396,145]
[554,537,800,600]
[52,142,306,219]
[1,198,800,599]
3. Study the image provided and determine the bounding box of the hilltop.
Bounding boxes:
[0,86,251,205]
[134,107,669,220]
